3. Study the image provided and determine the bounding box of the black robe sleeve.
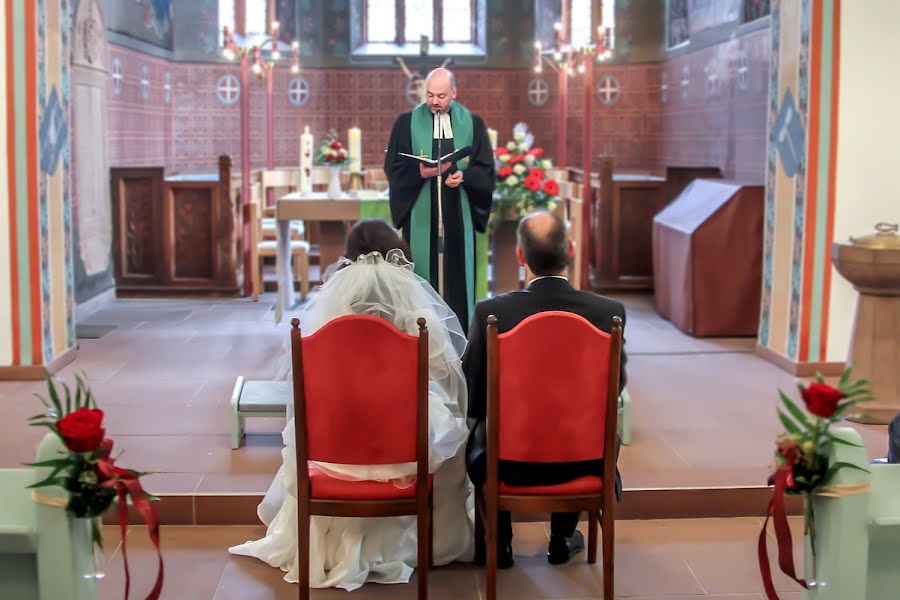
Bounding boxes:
[461,115,496,233]
[383,112,423,229]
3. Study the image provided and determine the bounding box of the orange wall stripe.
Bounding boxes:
[6,0,20,365]
[25,0,41,365]
[820,0,841,360]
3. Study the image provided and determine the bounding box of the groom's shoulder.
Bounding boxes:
[474,289,530,316]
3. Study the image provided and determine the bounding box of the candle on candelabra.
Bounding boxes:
[299,126,313,194]
[348,127,362,174]
[487,128,498,151]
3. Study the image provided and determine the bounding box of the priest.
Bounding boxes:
[384,68,495,330]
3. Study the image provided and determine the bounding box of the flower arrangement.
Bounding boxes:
[27,375,164,598]
[493,123,560,216]
[315,129,349,166]
[758,367,872,599]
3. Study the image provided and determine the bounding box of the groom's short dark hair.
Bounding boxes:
[517,211,569,276]
[345,219,411,261]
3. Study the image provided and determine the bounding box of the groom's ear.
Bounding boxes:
[516,246,526,266]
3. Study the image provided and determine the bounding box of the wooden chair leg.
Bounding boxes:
[418,497,429,600]
[486,501,497,600]
[251,255,261,302]
[588,507,599,564]
[601,508,614,600]
[428,489,434,568]
[298,501,311,600]
[299,252,310,300]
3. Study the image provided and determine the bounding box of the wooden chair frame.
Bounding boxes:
[478,314,623,600]
[249,202,310,302]
[290,316,433,600]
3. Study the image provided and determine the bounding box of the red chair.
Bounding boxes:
[290,315,432,600]
[478,311,623,600]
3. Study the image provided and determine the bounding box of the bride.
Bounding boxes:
[230,219,474,590]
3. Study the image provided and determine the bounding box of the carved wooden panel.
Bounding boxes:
[111,167,163,286]
[171,188,214,280]
[111,164,239,293]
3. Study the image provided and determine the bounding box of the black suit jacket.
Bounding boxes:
[463,277,627,492]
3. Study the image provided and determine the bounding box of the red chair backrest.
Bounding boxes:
[496,311,613,463]
[297,315,421,465]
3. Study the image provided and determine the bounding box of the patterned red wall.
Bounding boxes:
[656,28,770,183]
[108,29,769,185]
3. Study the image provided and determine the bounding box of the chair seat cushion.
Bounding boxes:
[309,469,432,501]
[237,380,291,413]
[257,240,310,252]
[499,475,603,496]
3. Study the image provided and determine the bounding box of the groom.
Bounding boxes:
[463,211,627,568]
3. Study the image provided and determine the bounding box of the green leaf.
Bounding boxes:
[838,366,852,388]
[814,371,825,384]
[827,434,864,447]
[44,376,63,418]
[27,476,70,490]
[824,461,870,483]
[65,380,73,415]
[780,391,814,430]
[778,409,802,434]
[25,458,70,468]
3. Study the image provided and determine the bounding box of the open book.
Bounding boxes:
[398,145,472,166]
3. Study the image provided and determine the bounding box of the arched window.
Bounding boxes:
[364,0,477,46]
[569,0,615,50]
[219,0,270,40]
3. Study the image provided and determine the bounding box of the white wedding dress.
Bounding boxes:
[229,250,474,590]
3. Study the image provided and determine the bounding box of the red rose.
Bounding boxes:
[330,140,341,150]
[494,148,508,157]
[324,154,334,162]
[497,166,514,178]
[801,382,844,418]
[524,176,541,192]
[508,154,523,165]
[338,150,347,160]
[529,147,544,158]
[542,179,559,196]
[56,407,105,453]
[529,167,545,181]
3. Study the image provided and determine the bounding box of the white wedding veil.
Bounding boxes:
[275,248,469,477]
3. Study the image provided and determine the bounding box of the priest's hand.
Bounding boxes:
[419,161,453,179]
[445,171,464,188]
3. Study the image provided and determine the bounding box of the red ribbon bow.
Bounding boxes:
[97,440,164,600]
[758,464,807,600]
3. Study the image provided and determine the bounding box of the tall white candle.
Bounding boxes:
[348,127,362,174]
[299,126,313,194]
[487,128,498,151]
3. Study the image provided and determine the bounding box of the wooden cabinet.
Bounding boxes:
[111,157,239,294]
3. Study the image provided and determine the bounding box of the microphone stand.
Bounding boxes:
[435,109,445,297]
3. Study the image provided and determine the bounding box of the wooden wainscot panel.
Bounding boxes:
[110,156,240,295]
[111,167,164,287]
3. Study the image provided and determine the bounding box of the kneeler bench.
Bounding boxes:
[228,379,632,448]
[230,376,291,449]
[0,435,100,600]
[802,427,900,599]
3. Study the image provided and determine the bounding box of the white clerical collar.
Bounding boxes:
[527,275,569,285]
[432,112,453,139]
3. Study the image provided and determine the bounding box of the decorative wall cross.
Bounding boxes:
[596,75,620,105]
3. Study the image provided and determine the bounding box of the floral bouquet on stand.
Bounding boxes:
[493,123,560,217]
[315,129,349,166]
[27,375,164,599]
[757,367,872,600]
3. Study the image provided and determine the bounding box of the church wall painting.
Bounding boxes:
[0,0,74,370]
[101,0,173,50]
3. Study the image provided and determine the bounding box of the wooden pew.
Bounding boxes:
[798,427,900,599]
[0,434,100,600]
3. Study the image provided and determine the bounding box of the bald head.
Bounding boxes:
[425,68,457,113]
[517,211,570,277]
